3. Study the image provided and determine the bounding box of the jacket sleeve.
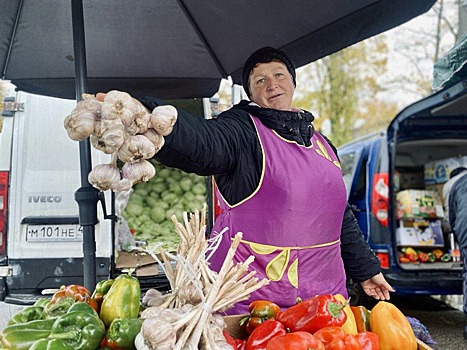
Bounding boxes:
[340,203,381,282]
[138,96,254,176]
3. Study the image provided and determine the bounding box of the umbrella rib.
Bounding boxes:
[1,0,24,79]
[176,0,228,79]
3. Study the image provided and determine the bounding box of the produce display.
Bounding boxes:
[121,160,207,251]
[0,207,433,350]
[398,246,452,264]
[227,296,432,350]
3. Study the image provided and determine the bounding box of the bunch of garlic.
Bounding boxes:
[63,90,178,192]
[136,206,269,350]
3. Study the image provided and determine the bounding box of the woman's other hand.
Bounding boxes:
[360,272,395,300]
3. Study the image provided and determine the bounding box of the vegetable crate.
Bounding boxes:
[223,315,434,350]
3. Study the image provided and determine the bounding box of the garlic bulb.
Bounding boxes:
[150,105,178,136]
[140,307,162,320]
[79,94,103,118]
[101,90,137,121]
[178,282,202,305]
[122,99,151,135]
[88,163,121,191]
[117,135,156,163]
[91,119,126,154]
[64,107,95,141]
[121,160,156,183]
[110,178,134,192]
[140,316,176,350]
[143,129,165,153]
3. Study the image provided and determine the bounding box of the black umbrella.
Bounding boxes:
[0,0,436,290]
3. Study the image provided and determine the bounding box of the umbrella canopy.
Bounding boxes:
[1,0,436,100]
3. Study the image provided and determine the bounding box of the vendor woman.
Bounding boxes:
[120,46,394,314]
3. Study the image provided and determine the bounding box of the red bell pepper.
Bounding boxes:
[265,331,325,350]
[45,285,98,316]
[355,331,380,350]
[242,300,281,334]
[245,320,286,350]
[313,326,346,345]
[418,252,430,263]
[276,294,347,334]
[223,330,246,350]
[327,335,362,350]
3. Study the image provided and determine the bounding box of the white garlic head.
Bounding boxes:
[143,129,165,153]
[150,105,178,136]
[91,119,126,154]
[64,107,95,141]
[79,94,103,118]
[88,163,121,191]
[117,135,156,163]
[121,159,156,184]
[141,316,176,350]
[101,90,137,121]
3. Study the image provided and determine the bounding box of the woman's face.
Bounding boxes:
[248,61,295,111]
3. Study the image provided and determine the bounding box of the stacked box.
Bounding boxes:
[424,156,467,184]
[396,219,444,247]
[396,190,444,220]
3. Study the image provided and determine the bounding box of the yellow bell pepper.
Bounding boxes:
[333,294,358,335]
[370,301,417,350]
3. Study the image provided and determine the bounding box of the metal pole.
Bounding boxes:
[71,0,98,291]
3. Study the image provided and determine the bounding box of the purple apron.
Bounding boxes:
[210,115,348,314]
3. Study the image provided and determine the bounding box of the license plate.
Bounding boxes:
[26,225,83,242]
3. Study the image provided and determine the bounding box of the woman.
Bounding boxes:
[129,47,394,313]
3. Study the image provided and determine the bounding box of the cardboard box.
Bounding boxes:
[223,314,433,350]
[424,156,467,184]
[116,250,159,277]
[396,190,444,220]
[396,219,444,247]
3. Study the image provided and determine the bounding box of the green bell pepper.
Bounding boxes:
[0,319,55,350]
[48,311,105,350]
[29,339,74,350]
[7,306,45,326]
[91,279,114,307]
[44,297,76,319]
[441,253,452,262]
[34,298,52,308]
[67,302,99,317]
[104,318,143,350]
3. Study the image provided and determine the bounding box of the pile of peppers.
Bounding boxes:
[0,273,143,350]
[224,294,385,350]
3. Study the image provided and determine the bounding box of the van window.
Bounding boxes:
[353,154,368,201]
[339,151,360,198]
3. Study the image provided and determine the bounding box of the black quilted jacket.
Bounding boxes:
[140,97,381,283]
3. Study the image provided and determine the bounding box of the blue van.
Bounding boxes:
[337,79,467,305]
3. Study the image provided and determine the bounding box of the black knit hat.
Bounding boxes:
[241,46,296,98]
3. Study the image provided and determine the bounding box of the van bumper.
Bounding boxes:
[383,271,463,295]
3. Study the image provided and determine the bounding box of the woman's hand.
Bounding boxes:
[360,273,395,300]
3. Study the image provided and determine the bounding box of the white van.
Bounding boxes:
[0,91,113,304]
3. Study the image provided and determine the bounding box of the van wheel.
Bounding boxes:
[346,280,377,309]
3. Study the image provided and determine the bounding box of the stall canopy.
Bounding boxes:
[433,33,467,90]
[1,0,436,100]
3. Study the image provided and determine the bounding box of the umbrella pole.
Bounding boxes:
[71,0,98,291]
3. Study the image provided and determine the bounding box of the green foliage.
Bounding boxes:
[294,36,390,146]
